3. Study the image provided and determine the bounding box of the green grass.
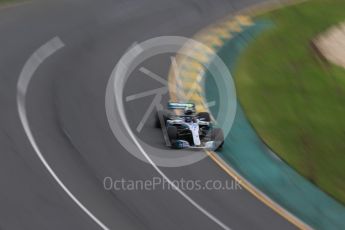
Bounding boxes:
[0,0,19,5]
[235,0,345,203]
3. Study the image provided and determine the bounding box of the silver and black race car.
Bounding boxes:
[156,102,224,150]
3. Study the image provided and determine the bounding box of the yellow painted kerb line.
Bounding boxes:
[168,12,313,230]
[207,151,312,230]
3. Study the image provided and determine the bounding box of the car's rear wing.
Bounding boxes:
[167,102,195,110]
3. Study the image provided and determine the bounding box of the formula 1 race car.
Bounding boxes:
[156,102,224,150]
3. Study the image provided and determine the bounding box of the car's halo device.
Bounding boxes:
[156,102,224,151]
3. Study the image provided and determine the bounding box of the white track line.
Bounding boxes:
[17,37,109,230]
[111,66,232,230]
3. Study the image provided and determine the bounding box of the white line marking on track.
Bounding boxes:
[111,69,232,230]
[17,37,109,230]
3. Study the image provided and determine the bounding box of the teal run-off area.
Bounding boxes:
[205,20,345,230]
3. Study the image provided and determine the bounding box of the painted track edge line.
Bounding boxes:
[167,12,313,230]
[207,151,312,230]
[109,57,232,230]
[16,37,110,230]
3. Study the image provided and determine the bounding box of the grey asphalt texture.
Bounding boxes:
[0,0,297,229]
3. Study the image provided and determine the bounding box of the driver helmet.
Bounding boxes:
[184,107,193,115]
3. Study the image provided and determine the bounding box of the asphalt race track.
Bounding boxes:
[0,0,296,229]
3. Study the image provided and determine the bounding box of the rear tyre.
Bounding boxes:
[197,112,211,122]
[212,128,224,150]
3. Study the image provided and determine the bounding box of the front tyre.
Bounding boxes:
[156,110,170,128]
[167,126,178,141]
[197,112,211,122]
[212,128,224,150]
